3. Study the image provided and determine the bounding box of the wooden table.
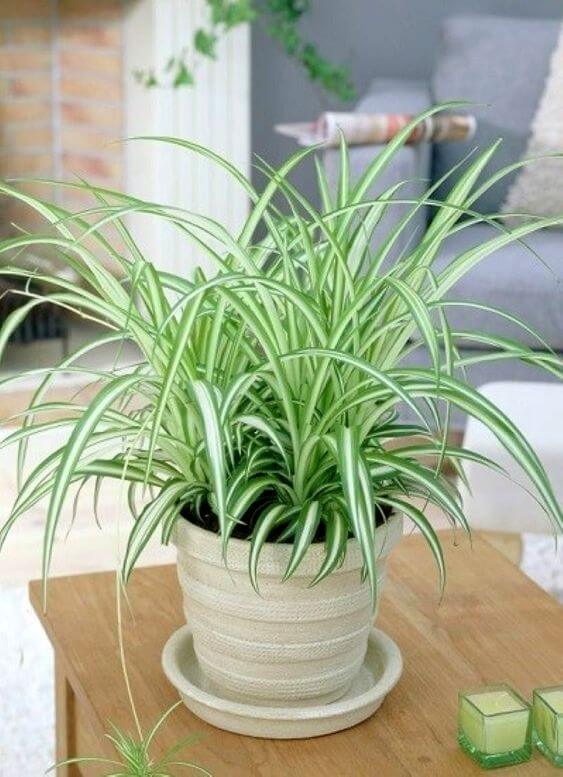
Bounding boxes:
[30,534,563,776]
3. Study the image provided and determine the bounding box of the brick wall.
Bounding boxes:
[0,0,125,239]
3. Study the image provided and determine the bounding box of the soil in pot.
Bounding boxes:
[180,492,393,542]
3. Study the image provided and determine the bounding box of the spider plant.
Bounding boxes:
[0,105,561,603]
[48,702,212,776]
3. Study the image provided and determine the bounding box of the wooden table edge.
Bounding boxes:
[27,531,560,776]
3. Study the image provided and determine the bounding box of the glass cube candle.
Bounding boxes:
[534,685,563,766]
[458,684,532,768]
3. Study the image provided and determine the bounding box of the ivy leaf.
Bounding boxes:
[267,21,300,56]
[208,0,256,28]
[266,0,310,22]
[145,70,159,88]
[265,3,357,101]
[134,0,357,101]
[223,0,257,28]
[173,61,194,88]
[194,29,218,59]
[208,0,227,25]
[133,69,159,88]
[300,44,356,102]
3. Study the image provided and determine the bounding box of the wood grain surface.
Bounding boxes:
[30,532,563,776]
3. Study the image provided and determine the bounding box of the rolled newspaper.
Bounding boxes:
[275,112,476,147]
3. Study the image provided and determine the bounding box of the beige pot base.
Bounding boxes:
[162,625,403,739]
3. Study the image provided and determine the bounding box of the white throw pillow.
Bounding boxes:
[503,24,563,223]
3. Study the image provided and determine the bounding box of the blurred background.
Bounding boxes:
[253,0,563,197]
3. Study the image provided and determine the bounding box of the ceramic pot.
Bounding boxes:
[174,512,402,707]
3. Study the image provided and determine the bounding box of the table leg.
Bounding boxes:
[55,657,79,776]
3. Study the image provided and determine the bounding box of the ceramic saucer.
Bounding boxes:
[162,625,403,739]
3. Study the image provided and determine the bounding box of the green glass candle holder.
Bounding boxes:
[458,684,532,769]
[534,685,563,767]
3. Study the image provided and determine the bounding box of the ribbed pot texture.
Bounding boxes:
[174,512,403,707]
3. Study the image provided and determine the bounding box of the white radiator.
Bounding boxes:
[124,0,251,278]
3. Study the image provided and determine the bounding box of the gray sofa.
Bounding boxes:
[325,15,563,426]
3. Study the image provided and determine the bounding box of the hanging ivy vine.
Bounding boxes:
[134,0,357,102]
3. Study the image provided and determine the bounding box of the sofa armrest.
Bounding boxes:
[323,78,432,263]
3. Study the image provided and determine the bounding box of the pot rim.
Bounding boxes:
[174,510,403,577]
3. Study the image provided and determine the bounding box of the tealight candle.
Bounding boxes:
[534,685,563,766]
[458,684,532,768]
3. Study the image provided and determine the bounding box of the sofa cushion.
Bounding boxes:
[431,15,560,214]
[432,223,563,350]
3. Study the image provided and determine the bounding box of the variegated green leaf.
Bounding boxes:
[249,504,291,592]
[335,427,378,601]
[380,495,445,593]
[42,374,145,601]
[122,480,187,582]
[283,500,320,581]
[190,379,228,539]
[311,509,349,586]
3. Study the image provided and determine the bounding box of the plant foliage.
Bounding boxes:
[49,702,211,776]
[135,0,356,102]
[0,106,562,603]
